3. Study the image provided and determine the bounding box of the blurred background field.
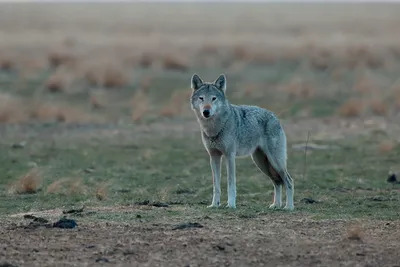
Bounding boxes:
[1,3,400,124]
[1,3,400,266]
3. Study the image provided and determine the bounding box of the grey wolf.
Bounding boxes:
[190,73,294,210]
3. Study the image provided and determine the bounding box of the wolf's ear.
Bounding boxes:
[214,74,226,92]
[191,74,203,90]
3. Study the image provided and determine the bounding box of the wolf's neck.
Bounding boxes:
[198,104,232,138]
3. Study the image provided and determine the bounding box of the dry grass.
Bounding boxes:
[45,74,67,93]
[46,178,69,194]
[162,55,189,72]
[338,99,364,118]
[81,63,129,89]
[346,223,364,241]
[102,64,129,89]
[378,140,395,153]
[46,177,90,196]
[353,76,378,94]
[131,89,149,122]
[279,78,316,100]
[369,99,388,116]
[11,168,42,194]
[160,90,191,118]
[0,93,25,123]
[48,49,75,69]
[68,178,87,196]
[0,56,14,72]
[95,183,109,201]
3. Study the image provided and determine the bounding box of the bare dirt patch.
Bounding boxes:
[1,214,399,267]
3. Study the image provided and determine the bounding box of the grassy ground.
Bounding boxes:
[1,2,400,267]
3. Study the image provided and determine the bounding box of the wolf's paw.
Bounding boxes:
[224,203,236,209]
[283,205,294,211]
[207,203,220,208]
[269,203,282,209]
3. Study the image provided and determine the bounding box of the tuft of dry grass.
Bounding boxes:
[162,55,189,71]
[138,53,153,68]
[160,90,191,118]
[47,177,88,196]
[45,74,67,93]
[46,178,68,194]
[369,99,388,116]
[378,140,395,153]
[89,95,105,109]
[102,65,129,89]
[0,56,15,72]
[29,102,99,123]
[82,63,129,88]
[95,183,109,201]
[131,89,149,122]
[0,93,25,123]
[47,49,75,69]
[346,223,364,241]
[11,168,42,194]
[279,78,316,100]
[338,99,364,118]
[68,178,87,195]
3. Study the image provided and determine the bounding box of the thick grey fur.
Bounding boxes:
[190,73,294,210]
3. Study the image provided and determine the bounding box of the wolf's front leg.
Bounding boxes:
[208,152,222,208]
[225,153,237,208]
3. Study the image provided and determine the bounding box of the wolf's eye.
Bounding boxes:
[199,96,204,101]
[212,97,217,101]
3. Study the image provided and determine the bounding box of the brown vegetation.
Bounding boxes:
[369,99,388,116]
[378,140,395,153]
[131,89,149,122]
[338,99,364,117]
[160,90,191,118]
[11,168,42,194]
[346,223,364,241]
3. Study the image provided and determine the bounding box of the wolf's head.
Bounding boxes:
[190,74,228,120]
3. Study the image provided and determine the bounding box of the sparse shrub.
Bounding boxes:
[279,78,316,100]
[131,89,149,122]
[352,76,377,94]
[160,90,191,118]
[346,223,364,241]
[47,178,68,194]
[338,99,364,117]
[95,184,108,200]
[45,74,66,92]
[12,168,42,194]
[102,65,129,88]
[0,57,14,72]
[162,56,189,71]
[47,49,75,69]
[83,69,101,87]
[138,53,153,68]
[369,99,387,116]
[68,178,86,195]
[90,95,104,109]
[47,178,87,195]
[378,140,395,153]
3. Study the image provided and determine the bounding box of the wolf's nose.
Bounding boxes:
[202,110,210,118]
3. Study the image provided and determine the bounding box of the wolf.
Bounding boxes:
[190,73,294,210]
